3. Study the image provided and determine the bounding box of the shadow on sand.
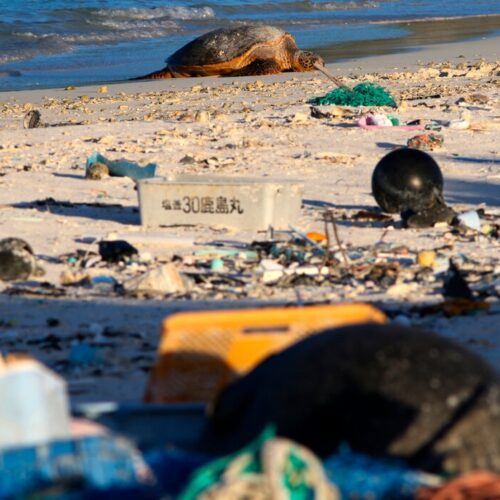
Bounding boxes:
[11,199,140,225]
[445,177,500,207]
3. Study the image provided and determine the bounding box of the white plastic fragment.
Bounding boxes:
[258,259,284,284]
[123,263,189,294]
[0,357,71,448]
[447,119,470,130]
[456,210,481,231]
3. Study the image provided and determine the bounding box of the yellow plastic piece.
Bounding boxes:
[145,303,386,403]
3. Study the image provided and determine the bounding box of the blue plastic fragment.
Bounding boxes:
[86,153,157,181]
[69,341,103,367]
[210,258,225,271]
[146,448,212,497]
[0,435,155,498]
[323,445,437,500]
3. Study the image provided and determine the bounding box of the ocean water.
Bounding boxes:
[0,0,499,91]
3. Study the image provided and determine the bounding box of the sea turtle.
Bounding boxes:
[134,25,339,83]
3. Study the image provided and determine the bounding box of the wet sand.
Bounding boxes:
[318,14,500,62]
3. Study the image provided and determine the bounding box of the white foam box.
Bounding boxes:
[137,175,304,231]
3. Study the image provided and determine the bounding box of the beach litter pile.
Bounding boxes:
[2,201,497,311]
[2,318,500,498]
[2,145,497,313]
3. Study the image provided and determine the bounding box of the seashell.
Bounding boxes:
[23,110,41,129]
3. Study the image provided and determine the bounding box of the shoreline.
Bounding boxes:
[0,15,498,94]
[0,34,498,103]
[318,14,500,63]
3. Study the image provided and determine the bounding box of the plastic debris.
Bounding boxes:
[372,148,444,214]
[359,113,393,127]
[324,446,439,500]
[86,152,157,181]
[447,118,470,130]
[206,323,500,475]
[0,434,154,498]
[138,175,303,231]
[309,83,397,107]
[123,263,189,295]
[443,260,473,300]
[179,428,338,500]
[306,231,327,242]
[210,258,225,272]
[90,274,117,292]
[407,133,444,150]
[417,250,437,268]
[0,356,71,448]
[99,239,139,263]
[194,247,259,261]
[258,259,285,284]
[417,471,500,499]
[455,210,481,231]
[69,341,103,367]
[358,114,426,130]
[144,304,385,404]
[392,314,412,327]
[439,298,490,317]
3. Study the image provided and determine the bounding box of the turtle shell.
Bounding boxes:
[167,25,293,68]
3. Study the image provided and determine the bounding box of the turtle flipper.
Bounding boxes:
[130,66,175,80]
[227,59,283,77]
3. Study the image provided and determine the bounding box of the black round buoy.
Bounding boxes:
[371,148,444,213]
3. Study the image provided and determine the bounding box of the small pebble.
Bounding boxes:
[195,111,210,123]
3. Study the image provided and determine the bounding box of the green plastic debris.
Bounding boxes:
[309,83,397,108]
[86,152,157,181]
[388,115,400,126]
[179,428,272,500]
[194,247,259,261]
[179,427,335,499]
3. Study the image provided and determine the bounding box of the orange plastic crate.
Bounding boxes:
[145,303,386,404]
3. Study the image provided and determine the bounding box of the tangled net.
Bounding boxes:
[309,82,397,107]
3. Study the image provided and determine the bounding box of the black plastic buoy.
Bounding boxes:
[371,148,444,213]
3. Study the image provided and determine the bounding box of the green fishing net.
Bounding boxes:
[309,82,397,107]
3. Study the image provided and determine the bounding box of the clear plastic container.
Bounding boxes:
[0,356,71,449]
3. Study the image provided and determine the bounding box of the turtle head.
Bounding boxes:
[291,50,324,72]
[292,50,344,87]
[292,50,343,87]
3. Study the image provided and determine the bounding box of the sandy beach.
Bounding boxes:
[0,36,498,403]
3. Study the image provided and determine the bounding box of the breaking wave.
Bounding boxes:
[0,5,216,64]
[93,6,215,21]
[211,0,378,14]
[1,0,499,90]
